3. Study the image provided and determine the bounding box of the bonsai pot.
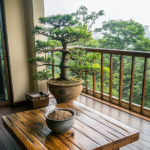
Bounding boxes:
[47,79,84,104]
[45,108,76,133]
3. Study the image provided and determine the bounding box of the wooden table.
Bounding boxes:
[2,101,139,150]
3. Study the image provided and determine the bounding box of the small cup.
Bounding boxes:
[45,108,76,133]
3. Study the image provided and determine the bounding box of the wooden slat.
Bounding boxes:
[141,57,148,115]
[7,114,51,150]
[51,52,54,78]
[35,108,113,149]
[119,55,124,106]
[13,113,72,150]
[109,54,113,102]
[22,110,99,150]
[48,101,138,137]
[93,74,96,97]
[46,102,139,149]
[75,46,150,58]
[101,53,104,99]
[44,106,124,141]
[129,56,135,110]
[2,116,37,150]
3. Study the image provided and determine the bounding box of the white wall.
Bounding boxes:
[4,0,46,103]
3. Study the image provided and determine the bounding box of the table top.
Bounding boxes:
[2,101,139,150]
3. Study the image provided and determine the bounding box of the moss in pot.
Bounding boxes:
[45,109,76,133]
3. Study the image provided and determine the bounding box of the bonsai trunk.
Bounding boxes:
[60,43,68,80]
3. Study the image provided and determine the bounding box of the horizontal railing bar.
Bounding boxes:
[75,46,150,58]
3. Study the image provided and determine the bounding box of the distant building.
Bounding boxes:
[92,33,102,40]
[143,25,150,38]
[148,32,150,39]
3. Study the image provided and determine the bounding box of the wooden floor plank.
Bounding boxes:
[140,132,150,143]
[0,112,3,125]
[138,138,150,148]
[0,125,21,150]
[127,144,141,150]
[0,106,14,115]
[120,146,133,150]
[132,141,150,150]
[0,127,15,150]
[0,139,6,150]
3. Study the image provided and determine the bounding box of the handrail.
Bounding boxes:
[75,46,149,116]
[51,46,150,117]
[75,46,150,58]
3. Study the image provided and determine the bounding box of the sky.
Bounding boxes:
[44,0,150,30]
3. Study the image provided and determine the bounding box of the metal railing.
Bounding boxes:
[51,47,150,117]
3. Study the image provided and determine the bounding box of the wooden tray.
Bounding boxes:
[25,91,49,108]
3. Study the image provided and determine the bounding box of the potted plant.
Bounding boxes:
[28,6,104,104]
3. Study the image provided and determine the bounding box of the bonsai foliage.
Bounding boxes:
[28,6,104,80]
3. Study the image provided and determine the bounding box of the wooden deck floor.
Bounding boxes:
[0,94,150,150]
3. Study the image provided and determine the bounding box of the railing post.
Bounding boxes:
[93,74,96,97]
[101,53,103,99]
[86,72,88,94]
[109,54,113,103]
[141,57,147,115]
[79,54,81,78]
[129,56,135,110]
[119,55,123,106]
[51,52,54,78]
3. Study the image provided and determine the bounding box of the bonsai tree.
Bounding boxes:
[28,6,105,82]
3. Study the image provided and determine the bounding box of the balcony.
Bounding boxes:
[0,0,150,149]
[1,47,150,149]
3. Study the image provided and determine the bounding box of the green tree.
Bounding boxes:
[95,19,145,50]
[81,20,150,107]
[133,37,150,52]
